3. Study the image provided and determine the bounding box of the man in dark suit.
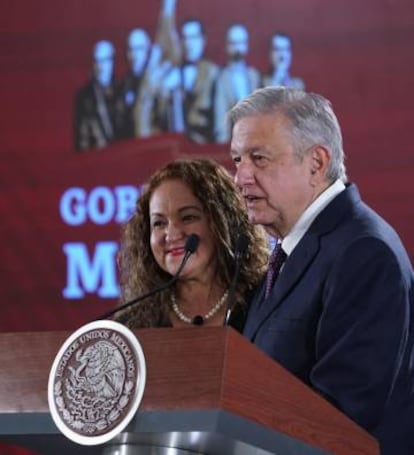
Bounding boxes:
[228,86,414,454]
[74,40,120,151]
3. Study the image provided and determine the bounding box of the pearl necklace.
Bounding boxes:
[171,290,229,325]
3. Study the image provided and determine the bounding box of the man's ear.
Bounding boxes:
[309,145,331,183]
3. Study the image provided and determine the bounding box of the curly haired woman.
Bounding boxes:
[116,158,269,330]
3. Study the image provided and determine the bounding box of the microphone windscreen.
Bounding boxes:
[185,233,200,253]
[235,233,249,257]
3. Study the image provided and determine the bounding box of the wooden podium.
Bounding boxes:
[0,327,379,454]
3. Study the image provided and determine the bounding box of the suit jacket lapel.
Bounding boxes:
[244,235,320,339]
[244,183,362,341]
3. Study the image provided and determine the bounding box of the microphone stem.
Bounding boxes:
[224,257,241,326]
[97,249,193,321]
[98,280,172,320]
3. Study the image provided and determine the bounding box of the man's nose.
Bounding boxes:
[234,160,254,188]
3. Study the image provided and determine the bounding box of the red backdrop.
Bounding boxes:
[0,0,413,332]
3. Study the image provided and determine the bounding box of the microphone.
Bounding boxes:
[224,233,249,326]
[97,233,200,320]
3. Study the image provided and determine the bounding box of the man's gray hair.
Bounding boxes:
[228,87,347,182]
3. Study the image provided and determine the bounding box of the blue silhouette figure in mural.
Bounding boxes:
[117,28,152,138]
[214,24,261,143]
[263,32,305,89]
[156,17,219,143]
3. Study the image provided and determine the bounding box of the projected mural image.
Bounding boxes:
[73,0,305,151]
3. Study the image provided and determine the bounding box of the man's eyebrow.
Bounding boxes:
[231,146,264,156]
